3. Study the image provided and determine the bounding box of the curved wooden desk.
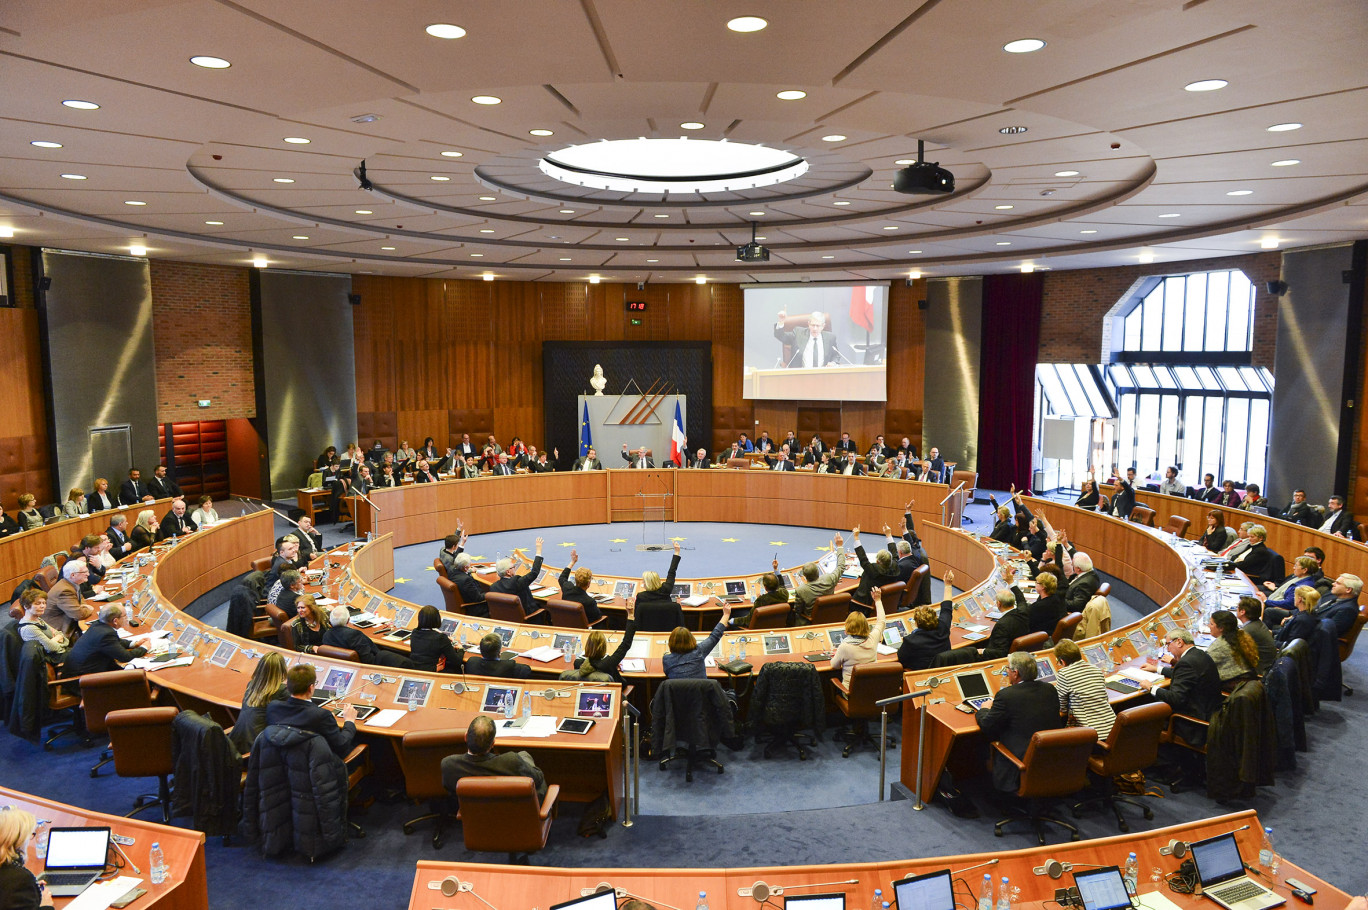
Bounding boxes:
[407,810,1351,910]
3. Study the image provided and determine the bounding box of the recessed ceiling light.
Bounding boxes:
[483,273,495,281]
[559,257,572,261]
[124,200,146,206]
[1260,238,1280,249]
[654,214,670,218]
[478,196,496,201]
[646,258,659,263]
[749,211,765,216]
[821,134,847,142]
[680,122,705,130]
[0,228,13,239]
[273,177,294,183]
[907,250,922,254]
[355,209,373,215]
[895,159,917,165]
[381,246,396,250]
[529,129,554,137]
[1158,213,1181,218]
[1271,159,1300,167]
[696,276,707,284]
[616,237,629,241]
[995,205,1014,210]
[430,175,450,181]
[292,235,309,240]
[776,90,807,101]
[1226,189,1253,196]
[190,56,231,69]
[1184,79,1227,92]
[129,244,147,256]
[995,241,1012,246]
[252,256,268,268]
[1138,251,1155,264]
[1267,122,1302,132]
[425,23,466,39]
[1020,263,1035,273]
[727,16,767,32]
[1003,38,1046,53]
[205,220,224,225]
[559,209,575,214]
[62,100,100,110]
[909,270,922,280]
[999,125,1028,134]
[883,226,899,230]
[470,253,484,257]
[1079,229,1097,234]
[755,236,766,241]
[440,150,464,158]
[60,173,86,180]
[283,137,310,144]
[30,140,63,149]
[1054,170,1080,177]
[833,200,851,206]
[821,255,835,259]
[479,228,495,233]
[588,275,601,284]
[472,95,501,105]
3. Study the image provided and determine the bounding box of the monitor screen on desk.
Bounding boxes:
[785,894,847,910]
[894,870,954,910]
[1072,867,1132,910]
[552,890,618,910]
[725,580,748,597]
[954,670,991,701]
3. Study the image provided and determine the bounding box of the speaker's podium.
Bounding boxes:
[746,365,883,401]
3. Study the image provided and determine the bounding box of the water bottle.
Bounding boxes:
[868,889,882,910]
[1124,853,1138,895]
[521,693,532,724]
[882,903,891,910]
[149,842,167,884]
[502,691,515,719]
[996,877,1011,910]
[406,688,418,713]
[459,631,468,649]
[697,891,709,910]
[1150,633,1164,662]
[739,637,747,661]
[978,874,993,910]
[1259,828,1279,874]
[33,821,50,859]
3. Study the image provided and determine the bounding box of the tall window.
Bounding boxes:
[1037,268,1273,490]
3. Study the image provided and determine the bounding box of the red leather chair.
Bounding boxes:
[105,706,179,822]
[832,661,903,757]
[80,669,152,777]
[455,777,559,864]
[1010,631,1049,653]
[992,726,1098,844]
[746,603,791,630]
[1073,702,1171,831]
[811,592,853,626]
[546,599,606,629]
[397,729,465,848]
[487,591,546,624]
[1052,613,1084,645]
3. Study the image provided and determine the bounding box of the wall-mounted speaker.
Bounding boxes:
[917,298,928,310]
[347,293,362,306]
[1265,280,1289,296]
[38,276,52,292]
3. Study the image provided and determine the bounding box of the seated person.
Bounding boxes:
[441,714,547,800]
[557,549,603,623]
[16,493,43,531]
[743,560,789,627]
[687,447,710,469]
[1027,572,1067,638]
[63,487,88,518]
[464,631,531,679]
[157,498,198,539]
[850,527,898,613]
[264,663,358,758]
[1235,597,1277,676]
[129,509,159,551]
[438,531,467,578]
[230,652,288,754]
[792,535,845,625]
[831,592,886,686]
[836,453,865,476]
[323,605,415,669]
[488,537,544,617]
[765,445,795,472]
[1259,555,1318,626]
[448,553,488,617]
[1206,609,1259,684]
[934,570,1029,665]
[662,605,732,678]
[632,541,683,631]
[1312,573,1363,636]
[1052,639,1115,739]
[976,651,1064,792]
[287,594,331,654]
[291,516,324,561]
[572,601,637,683]
[1231,525,1279,587]
[896,573,954,671]
[408,604,465,674]
[1274,586,1321,648]
[17,589,71,664]
[1197,510,1230,551]
[64,604,148,676]
[190,494,220,528]
[276,570,304,617]
[0,808,51,910]
[43,559,96,637]
[1144,629,1222,783]
[621,445,654,469]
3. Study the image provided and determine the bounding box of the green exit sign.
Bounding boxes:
[629,317,643,326]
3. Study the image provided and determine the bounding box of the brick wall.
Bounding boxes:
[149,260,256,421]
[1038,251,1282,367]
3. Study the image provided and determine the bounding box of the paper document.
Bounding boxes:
[512,715,559,738]
[66,875,143,910]
[626,639,652,659]
[1118,666,1164,684]
[530,586,557,597]
[314,597,338,606]
[619,658,646,673]
[364,708,406,728]
[682,595,711,607]
[876,643,897,656]
[520,645,563,663]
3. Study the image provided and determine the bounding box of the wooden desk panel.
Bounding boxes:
[0,498,175,596]
[3,786,207,910]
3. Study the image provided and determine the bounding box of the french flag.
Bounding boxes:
[670,401,687,466]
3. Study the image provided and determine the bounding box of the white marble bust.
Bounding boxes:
[590,364,607,395]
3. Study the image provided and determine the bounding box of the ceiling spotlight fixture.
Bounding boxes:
[1266,122,1302,132]
[205,220,224,225]
[355,209,373,215]
[273,177,294,183]
[821,134,847,142]
[559,257,572,261]
[1040,189,1056,196]
[31,140,63,149]
[1020,263,1035,273]
[425,23,466,39]
[883,225,900,230]
[62,100,100,110]
[190,55,231,69]
[588,275,601,284]
[895,159,917,165]
[1226,189,1253,196]
[833,200,851,206]
[1003,38,1045,53]
[654,213,670,218]
[821,255,835,259]
[351,113,380,123]
[283,137,310,144]
[470,253,484,257]
[646,258,659,263]
[616,237,629,241]
[680,121,705,130]
[483,273,494,281]
[293,235,309,240]
[559,209,575,214]
[736,221,770,263]
[1080,229,1097,234]
[478,195,496,201]
[907,250,922,254]
[1158,212,1181,218]
[530,129,554,137]
[430,175,450,181]
[727,16,768,32]
[1260,237,1280,249]
[60,173,87,180]
[381,246,396,250]
[1271,158,1300,167]
[909,270,922,280]
[696,275,707,285]
[1138,251,1155,264]
[472,95,502,105]
[996,241,1012,246]
[893,139,955,194]
[995,205,1014,210]
[999,125,1028,134]
[440,150,463,157]
[479,228,495,233]
[129,244,147,256]
[1054,170,1080,177]
[749,211,765,216]
[776,90,806,100]
[124,200,146,206]
[1184,79,1227,92]
[252,256,268,268]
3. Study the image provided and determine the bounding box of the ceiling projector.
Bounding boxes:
[736,221,770,262]
[893,160,955,194]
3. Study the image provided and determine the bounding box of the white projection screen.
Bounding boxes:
[742,283,890,401]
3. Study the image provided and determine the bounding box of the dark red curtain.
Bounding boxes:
[977,273,1044,492]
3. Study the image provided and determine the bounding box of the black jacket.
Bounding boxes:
[241,724,350,859]
[489,555,544,615]
[634,554,682,632]
[264,697,355,758]
[751,660,824,736]
[557,566,603,622]
[975,678,1064,791]
[897,600,953,671]
[118,478,149,505]
[651,678,734,754]
[1205,678,1276,801]
[450,569,488,616]
[1028,592,1067,638]
[463,653,531,679]
[148,476,182,500]
[65,621,147,676]
[852,545,898,609]
[977,589,1031,661]
[170,709,241,836]
[1156,646,1223,748]
[157,509,198,539]
[407,628,464,674]
[574,622,636,684]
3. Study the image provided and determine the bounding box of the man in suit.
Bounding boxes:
[976,651,1064,792]
[935,579,1030,665]
[157,498,198,539]
[717,442,745,464]
[621,445,654,469]
[573,447,603,471]
[688,448,710,469]
[1111,466,1137,519]
[107,514,134,559]
[896,573,955,671]
[1190,473,1221,503]
[833,432,858,456]
[44,559,96,637]
[276,570,304,618]
[1311,573,1362,636]
[438,530,467,578]
[484,435,503,457]
[837,452,864,476]
[449,554,488,617]
[924,447,946,483]
[897,437,919,461]
[753,432,774,454]
[781,431,798,451]
[1280,489,1316,526]
[64,604,148,676]
[146,465,182,500]
[118,468,152,506]
[324,606,413,669]
[455,433,478,459]
[488,453,515,476]
[462,632,533,679]
[767,445,795,472]
[441,714,546,800]
[890,502,931,605]
[264,663,358,758]
[774,310,839,368]
[1146,629,1222,781]
[489,537,544,617]
[352,463,373,498]
[1318,494,1356,538]
[1062,552,1101,615]
[1235,597,1277,676]
[793,534,845,625]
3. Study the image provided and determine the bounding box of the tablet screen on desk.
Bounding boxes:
[785,894,846,910]
[954,670,991,702]
[828,629,847,649]
[894,870,954,910]
[482,686,518,714]
[672,583,692,598]
[552,889,617,910]
[494,626,516,646]
[1035,657,1056,683]
[209,640,238,668]
[725,580,747,597]
[321,666,357,696]
[1082,644,1109,668]
[614,581,637,599]
[557,717,594,735]
[439,617,459,636]
[393,606,415,628]
[576,690,613,717]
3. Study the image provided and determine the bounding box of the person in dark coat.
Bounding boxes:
[557,550,603,623]
[463,631,531,679]
[1145,629,1223,785]
[230,652,288,755]
[897,574,955,671]
[323,606,415,669]
[440,714,547,800]
[935,570,1031,665]
[573,603,637,683]
[1027,572,1067,639]
[889,501,932,605]
[64,604,147,676]
[407,604,465,674]
[447,553,488,616]
[263,663,357,758]
[632,542,683,632]
[488,538,544,617]
[850,527,898,613]
[975,651,1064,792]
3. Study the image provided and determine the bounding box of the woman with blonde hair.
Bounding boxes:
[16,494,42,531]
[287,594,330,654]
[0,806,51,908]
[86,477,116,513]
[130,508,159,551]
[831,587,886,686]
[229,651,288,753]
[630,541,683,632]
[62,487,88,519]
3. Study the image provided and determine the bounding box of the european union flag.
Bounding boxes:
[580,401,592,456]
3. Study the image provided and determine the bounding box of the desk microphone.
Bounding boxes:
[739,880,859,902]
[1034,860,1110,879]
[436,877,498,910]
[951,859,999,876]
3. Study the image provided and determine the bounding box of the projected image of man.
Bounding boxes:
[775,310,838,368]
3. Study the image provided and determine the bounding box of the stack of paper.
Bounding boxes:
[520,645,563,663]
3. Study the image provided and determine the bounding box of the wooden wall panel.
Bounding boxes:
[887,277,926,447]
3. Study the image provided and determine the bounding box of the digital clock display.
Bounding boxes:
[626,301,647,311]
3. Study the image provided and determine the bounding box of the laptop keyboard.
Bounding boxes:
[1212,881,1266,903]
[43,872,96,886]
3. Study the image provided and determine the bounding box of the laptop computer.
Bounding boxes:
[552,890,618,910]
[785,894,846,910]
[1073,867,1134,910]
[40,826,111,896]
[894,869,955,910]
[954,669,994,710]
[1190,832,1285,910]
